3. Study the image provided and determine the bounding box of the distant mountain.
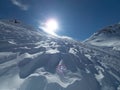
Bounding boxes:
[84,23,120,51]
[0,20,120,90]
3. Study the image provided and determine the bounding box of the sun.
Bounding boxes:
[42,18,58,35]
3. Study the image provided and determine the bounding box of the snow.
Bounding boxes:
[85,68,90,73]
[113,46,120,51]
[0,20,120,90]
[84,54,92,60]
[95,70,104,85]
[8,40,16,44]
[84,23,120,52]
[46,48,60,54]
[108,71,120,82]
[0,52,16,57]
[69,48,78,55]
[18,52,44,60]
[0,74,24,90]
[28,68,81,88]
[86,39,120,48]
[35,41,50,48]
[118,85,120,90]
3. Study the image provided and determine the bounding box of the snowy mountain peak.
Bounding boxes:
[84,23,120,51]
[96,23,120,35]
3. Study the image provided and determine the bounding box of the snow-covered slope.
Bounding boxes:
[0,20,120,90]
[84,23,120,51]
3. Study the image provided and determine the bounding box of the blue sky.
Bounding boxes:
[0,0,120,41]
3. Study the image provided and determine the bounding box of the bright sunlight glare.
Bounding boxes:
[42,18,59,35]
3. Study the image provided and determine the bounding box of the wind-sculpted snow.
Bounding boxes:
[0,20,120,90]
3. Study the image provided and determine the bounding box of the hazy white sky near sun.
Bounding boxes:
[40,18,59,35]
